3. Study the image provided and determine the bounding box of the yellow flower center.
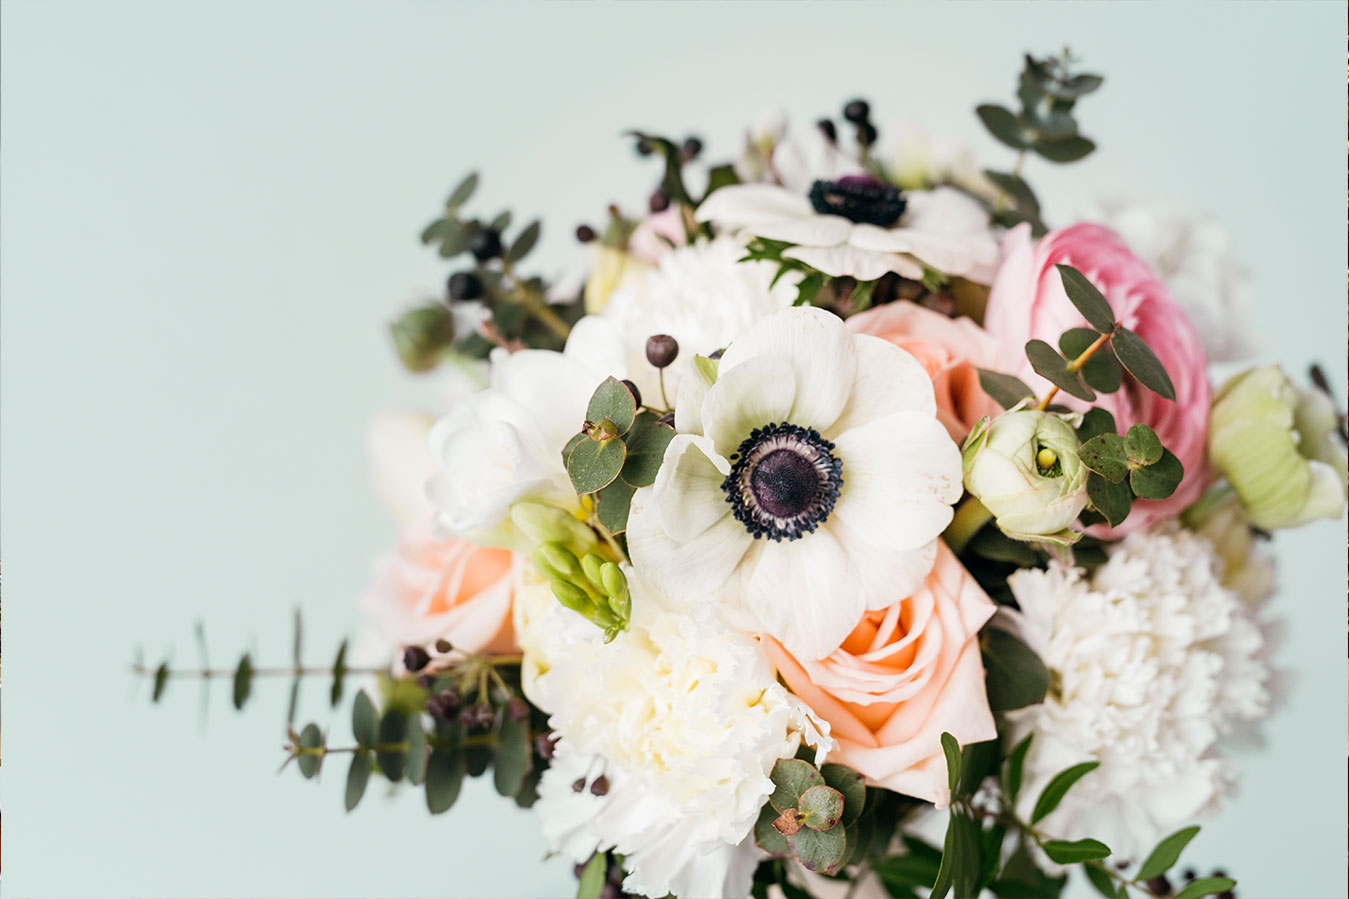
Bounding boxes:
[1036,447,1059,470]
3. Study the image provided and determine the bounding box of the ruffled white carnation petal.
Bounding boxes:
[701,355,797,459]
[717,306,857,432]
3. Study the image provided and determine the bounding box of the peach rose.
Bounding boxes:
[360,516,518,655]
[763,543,996,806]
[847,301,1000,443]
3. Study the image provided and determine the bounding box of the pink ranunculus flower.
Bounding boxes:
[847,300,1001,443]
[360,516,518,656]
[762,543,996,807]
[983,223,1212,535]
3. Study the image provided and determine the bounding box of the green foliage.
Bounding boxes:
[1039,838,1110,864]
[1026,339,1095,401]
[1111,326,1176,400]
[978,370,1036,410]
[390,304,456,373]
[296,723,324,779]
[768,759,825,812]
[576,852,608,899]
[976,51,1103,167]
[375,709,408,783]
[1060,328,1122,394]
[619,412,676,488]
[1000,735,1033,806]
[1055,265,1116,333]
[1079,422,1184,519]
[755,757,866,877]
[982,628,1050,711]
[425,746,465,814]
[232,653,253,710]
[1173,876,1236,899]
[330,639,348,707]
[344,751,371,812]
[566,436,627,494]
[1030,761,1099,824]
[1135,825,1201,881]
[492,709,532,797]
[351,689,378,746]
[941,733,963,796]
[821,763,866,826]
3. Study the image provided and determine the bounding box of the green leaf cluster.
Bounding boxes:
[532,541,631,642]
[976,51,1103,166]
[753,758,868,876]
[1077,413,1185,527]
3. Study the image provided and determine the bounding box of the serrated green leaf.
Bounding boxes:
[425,746,465,814]
[405,717,427,785]
[753,802,792,858]
[1112,327,1176,400]
[795,271,824,307]
[940,732,963,797]
[1039,838,1111,864]
[1087,472,1133,527]
[983,628,1049,711]
[1060,327,1123,394]
[769,758,825,813]
[344,751,371,812]
[1129,448,1184,500]
[1123,423,1163,466]
[787,824,848,875]
[577,852,607,899]
[1173,876,1236,899]
[620,414,675,488]
[1026,339,1095,401]
[567,436,626,495]
[1033,135,1096,163]
[1031,761,1100,824]
[1136,825,1201,881]
[976,104,1031,150]
[375,709,407,783]
[352,689,378,746]
[506,220,541,264]
[446,171,479,209]
[330,639,348,707]
[297,723,323,779]
[1079,433,1129,482]
[232,654,253,710]
[586,377,637,435]
[1076,407,1117,443]
[978,369,1036,410]
[820,763,866,827]
[1055,265,1116,332]
[493,710,532,797]
[797,784,844,831]
[1001,734,1033,806]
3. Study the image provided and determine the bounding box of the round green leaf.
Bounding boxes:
[620,415,676,487]
[1112,327,1176,400]
[297,723,323,779]
[820,763,866,826]
[344,751,371,812]
[586,377,637,436]
[753,802,792,858]
[567,436,626,495]
[976,104,1031,150]
[351,689,378,747]
[977,368,1036,410]
[1033,135,1096,163]
[596,478,635,535]
[1087,471,1133,527]
[375,709,407,783]
[1123,423,1163,467]
[1129,448,1184,500]
[1059,327,1123,393]
[768,758,825,813]
[797,784,844,831]
[1079,433,1129,483]
[492,710,533,797]
[1076,407,1117,443]
[787,823,848,875]
[425,746,465,814]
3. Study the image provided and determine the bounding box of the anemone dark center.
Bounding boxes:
[722,422,844,542]
[808,175,907,227]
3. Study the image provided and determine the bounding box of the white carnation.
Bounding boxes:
[533,591,831,899]
[1004,525,1270,861]
[1082,199,1254,362]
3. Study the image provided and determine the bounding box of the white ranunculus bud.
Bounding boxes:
[962,410,1088,545]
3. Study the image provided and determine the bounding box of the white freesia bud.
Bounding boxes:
[961,410,1088,545]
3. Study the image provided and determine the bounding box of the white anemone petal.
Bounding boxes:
[700,355,796,459]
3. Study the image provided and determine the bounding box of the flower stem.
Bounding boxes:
[1035,328,1114,411]
[945,497,993,555]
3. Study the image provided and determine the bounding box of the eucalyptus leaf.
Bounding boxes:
[567,436,626,495]
[982,628,1049,711]
[344,752,371,812]
[1059,327,1123,394]
[420,218,448,245]
[404,717,427,786]
[1040,838,1110,864]
[152,662,169,702]
[1087,472,1132,527]
[983,170,1040,216]
[1054,265,1116,332]
[969,528,1040,567]
[769,758,825,813]
[436,225,467,258]
[596,478,635,535]
[489,211,512,234]
[754,802,792,858]
[620,414,675,488]
[820,763,866,826]
[1076,407,1117,443]
[1112,327,1176,400]
[1129,448,1184,500]
[1033,135,1096,163]
[506,220,541,264]
[1025,339,1095,401]
[1135,825,1201,881]
[330,639,348,707]
[977,369,1036,410]
[375,709,407,783]
[787,824,848,875]
[425,746,465,814]
[1079,433,1129,483]
[232,654,253,710]
[976,104,1031,150]
[446,171,479,209]
[297,723,323,779]
[1031,761,1100,824]
[586,377,637,435]
[493,710,532,797]
[352,690,378,746]
[1123,423,1163,466]
[797,784,844,831]
[1049,73,1104,100]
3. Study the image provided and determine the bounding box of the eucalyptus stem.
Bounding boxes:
[502,259,571,342]
[1035,327,1114,411]
[133,663,385,679]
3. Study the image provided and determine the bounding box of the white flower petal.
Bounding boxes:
[741,527,863,660]
[650,434,733,542]
[695,183,813,227]
[827,334,937,437]
[627,487,752,608]
[717,306,857,432]
[749,214,853,246]
[564,314,630,380]
[700,355,797,458]
[782,243,923,280]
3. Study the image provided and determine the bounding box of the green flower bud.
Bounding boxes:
[549,579,593,615]
[580,552,606,588]
[961,410,1088,545]
[599,562,627,599]
[536,542,582,579]
[1208,365,1347,530]
[511,502,600,551]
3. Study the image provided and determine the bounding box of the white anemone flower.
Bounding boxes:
[696,177,999,284]
[427,317,625,547]
[627,306,963,660]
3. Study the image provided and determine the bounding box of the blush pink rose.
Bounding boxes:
[762,543,996,807]
[360,516,518,656]
[847,301,1001,443]
[983,223,1212,535]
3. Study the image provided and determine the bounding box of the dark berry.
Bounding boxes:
[434,638,453,653]
[645,334,678,368]
[1183,869,1196,881]
[575,224,597,243]
[1144,875,1171,897]
[648,189,670,213]
[856,121,878,146]
[447,271,482,301]
[571,777,586,793]
[416,673,435,690]
[816,118,837,143]
[843,98,871,124]
[402,645,431,672]
[635,138,654,156]
[621,379,642,407]
[427,689,460,722]
[467,227,502,262]
[589,775,609,796]
[534,732,558,760]
[681,136,703,159]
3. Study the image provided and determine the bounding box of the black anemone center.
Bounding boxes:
[722,422,844,542]
[808,175,907,227]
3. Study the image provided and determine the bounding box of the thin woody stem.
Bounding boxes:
[1035,329,1114,411]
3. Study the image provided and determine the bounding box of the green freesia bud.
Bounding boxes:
[548,579,593,615]
[511,502,601,552]
[961,410,1089,545]
[1208,365,1347,530]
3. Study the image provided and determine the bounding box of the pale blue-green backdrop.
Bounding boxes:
[3,3,1345,897]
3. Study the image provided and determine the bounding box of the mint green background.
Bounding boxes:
[3,3,1345,897]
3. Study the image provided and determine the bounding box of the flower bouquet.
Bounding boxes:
[140,50,1347,899]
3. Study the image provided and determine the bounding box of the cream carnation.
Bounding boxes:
[1003,525,1270,861]
[533,592,831,899]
